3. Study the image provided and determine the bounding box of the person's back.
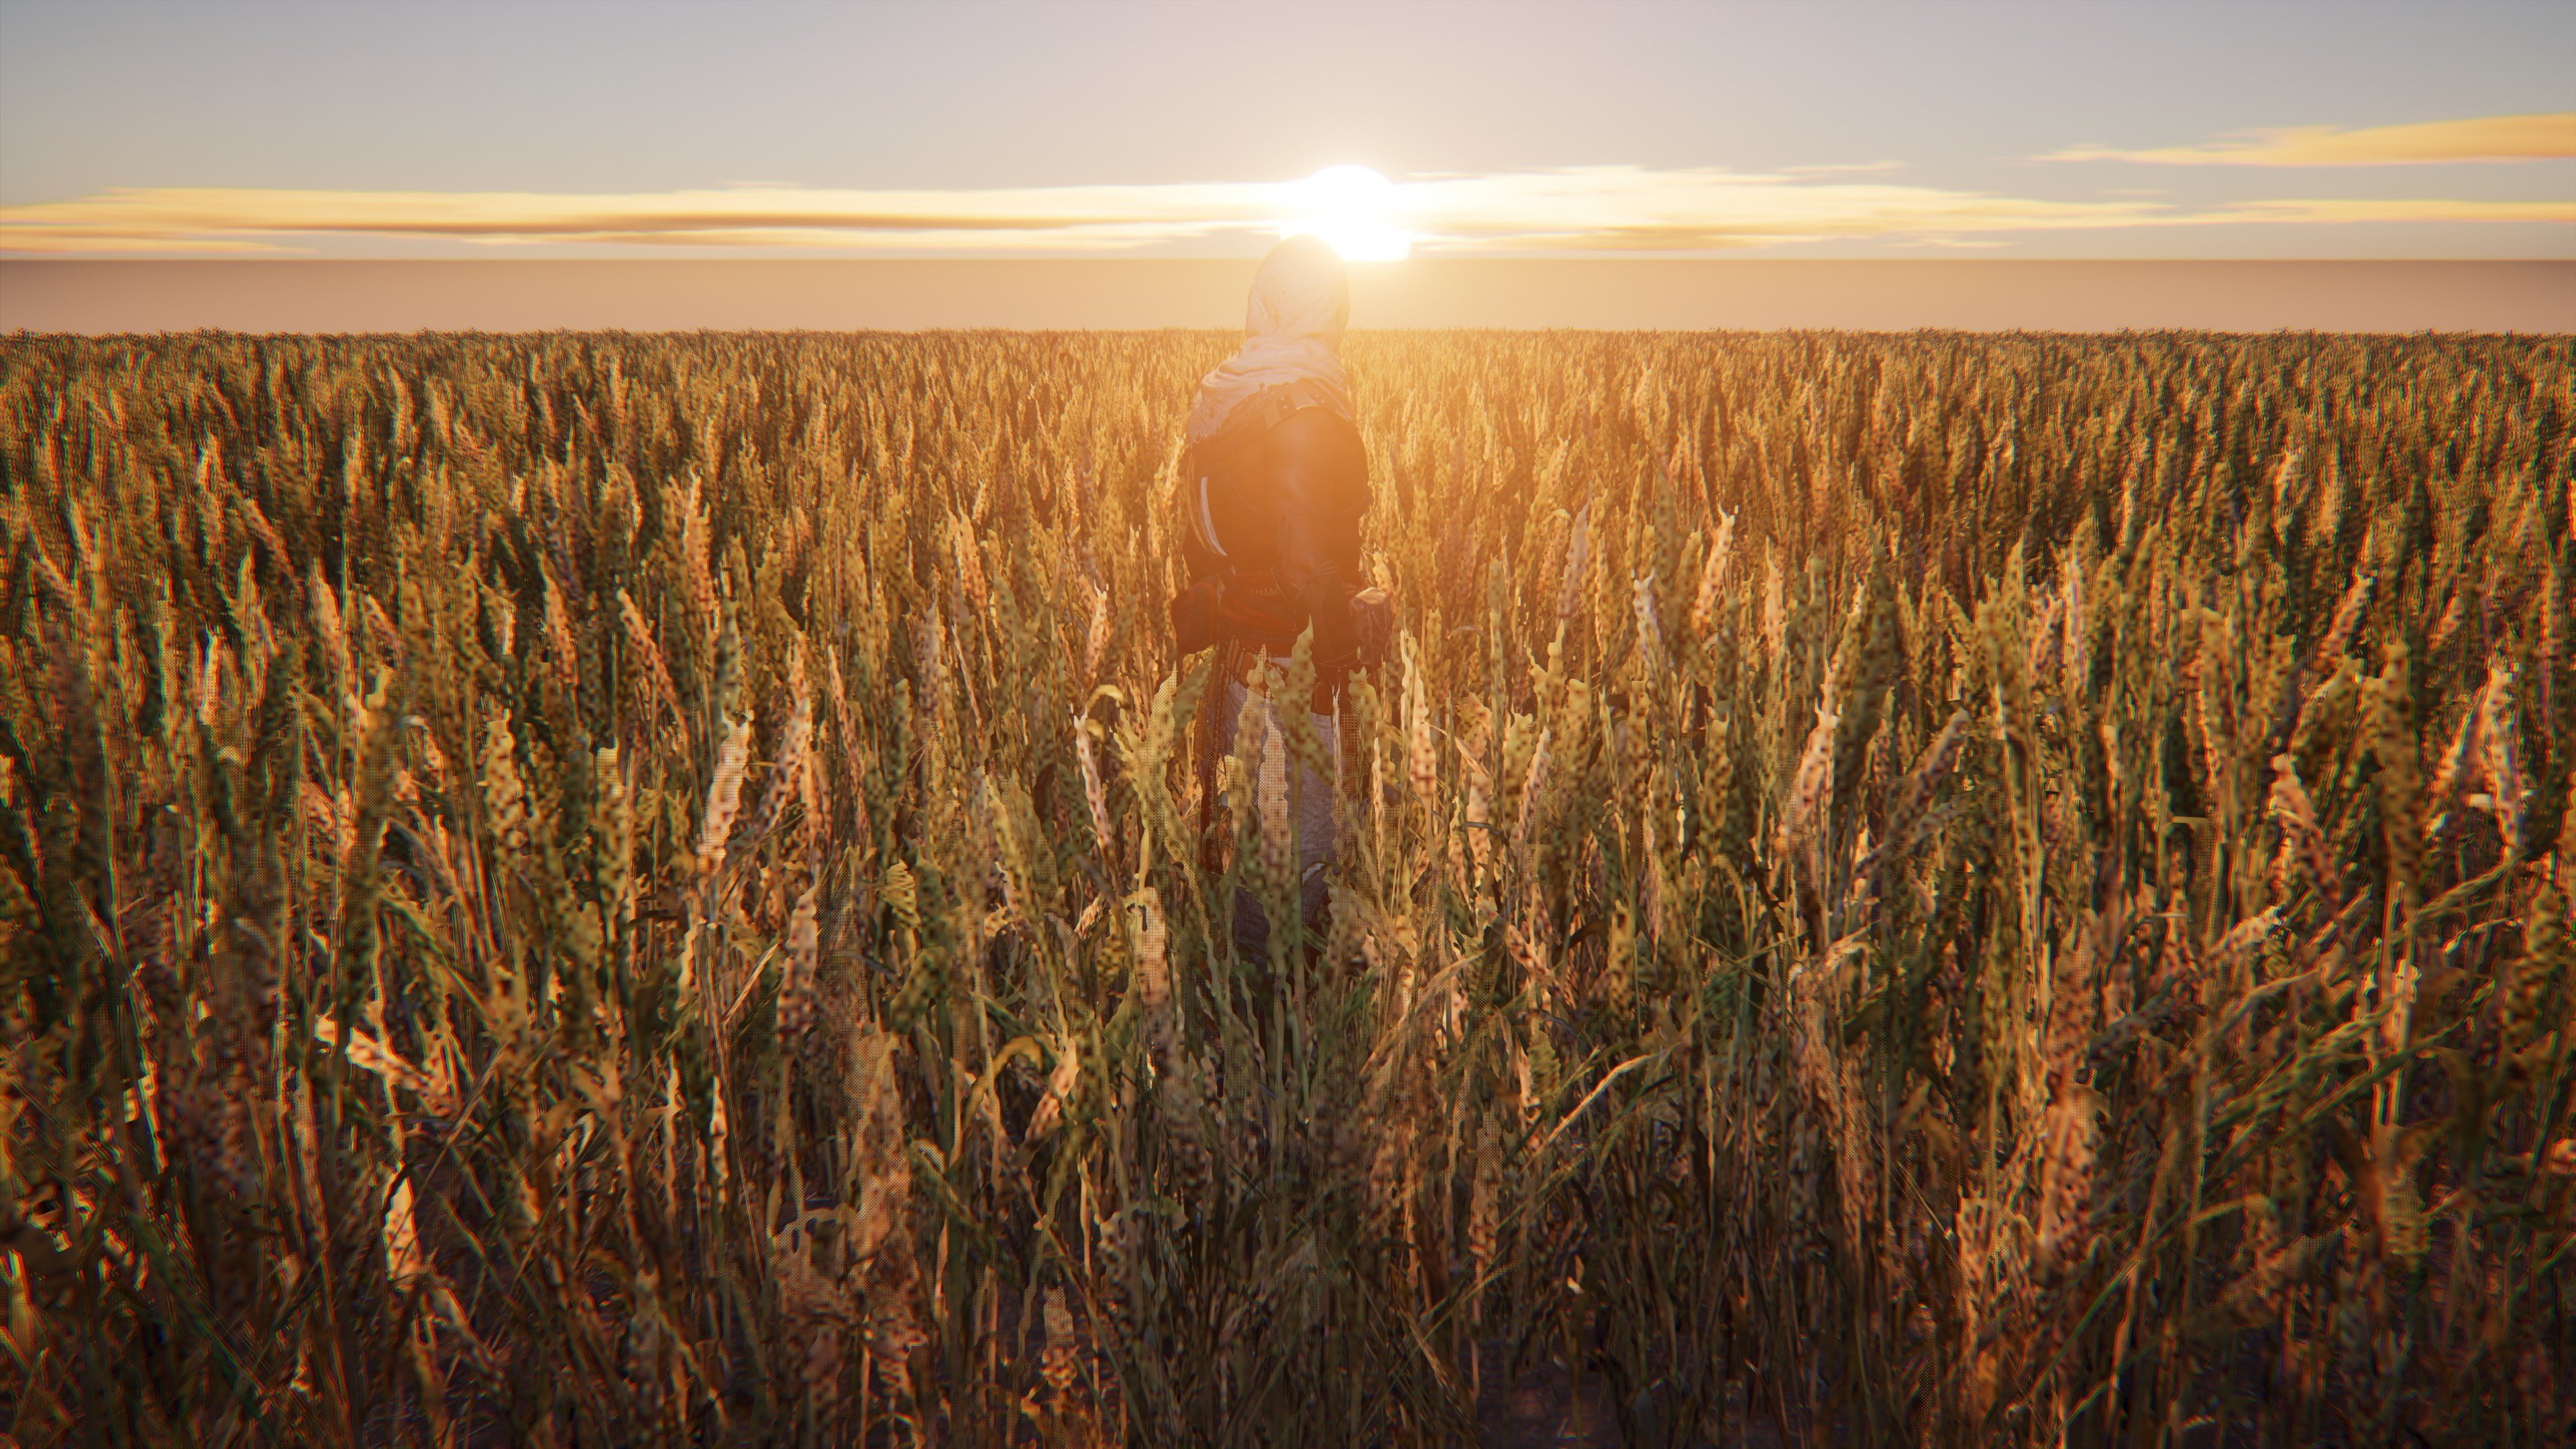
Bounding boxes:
[1181,394,1371,672]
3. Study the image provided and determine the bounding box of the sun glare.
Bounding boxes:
[1281,164,1411,261]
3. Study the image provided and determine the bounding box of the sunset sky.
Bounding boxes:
[3,0,2569,262]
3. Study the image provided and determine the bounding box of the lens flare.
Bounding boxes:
[1280,164,1411,260]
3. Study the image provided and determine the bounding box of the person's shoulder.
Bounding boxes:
[1263,406,1369,494]
[1266,404,1362,460]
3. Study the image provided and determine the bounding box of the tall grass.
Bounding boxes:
[1,328,2570,1446]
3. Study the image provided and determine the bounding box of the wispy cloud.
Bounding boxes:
[2190,198,2576,225]
[3,167,2567,258]
[1393,168,2161,251]
[0,182,1286,255]
[1780,160,1903,177]
[2043,112,2576,166]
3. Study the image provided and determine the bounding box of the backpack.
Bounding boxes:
[1168,380,1386,665]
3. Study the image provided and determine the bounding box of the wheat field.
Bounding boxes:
[1,328,2570,1446]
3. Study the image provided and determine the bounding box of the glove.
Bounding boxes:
[1293,563,1358,669]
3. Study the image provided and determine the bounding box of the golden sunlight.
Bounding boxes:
[1279,164,1411,260]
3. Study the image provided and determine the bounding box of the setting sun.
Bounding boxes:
[1279,163,1411,260]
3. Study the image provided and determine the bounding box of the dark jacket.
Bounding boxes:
[1175,381,1371,668]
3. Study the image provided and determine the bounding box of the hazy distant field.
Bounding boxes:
[3,328,2571,1446]
[5,258,2572,333]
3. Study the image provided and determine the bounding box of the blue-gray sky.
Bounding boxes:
[2,0,2569,259]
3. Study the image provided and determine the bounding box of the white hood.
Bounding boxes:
[1184,234,1354,446]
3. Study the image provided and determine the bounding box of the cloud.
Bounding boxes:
[2043,112,2576,166]
[3,167,2567,258]
[0,226,284,255]
[2185,198,2576,225]
[0,183,1285,254]
[1379,168,2195,252]
[1780,160,1903,176]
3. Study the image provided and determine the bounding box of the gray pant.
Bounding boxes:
[1220,676,1340,958]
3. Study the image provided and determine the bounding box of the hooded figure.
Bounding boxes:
[1184,233,1354,447]
[1171,235,1384,959]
